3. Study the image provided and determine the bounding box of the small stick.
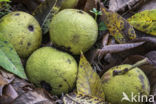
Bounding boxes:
[113,58,149,76]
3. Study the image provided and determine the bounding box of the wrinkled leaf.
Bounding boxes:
[12,88,54,104]
[0,84,18,104]
[76,0,87,9]
[0,68,15,96]
[128,9,156,36]
[137,0,156,12]
[0,74,8,96]
[77,53,105,99]
[33,0,63,34]
[109,0,147,13]
[0,38,27,79]
[96,41,144,59]
[84,0,97,13]
[63,93,107,104]
[100,3,136,43]
[12,77,32,95]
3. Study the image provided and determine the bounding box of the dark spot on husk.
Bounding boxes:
[78,10,83,14]
[71,34,80,44]
[15,13,20,16]
[40,81,52,92]
[58,84,62,88]
[67,59,71,64]
[28,25,34,32]
[20,41,23,45]
[138,74,145,89]
[27,42,31,46]
[136,24,140,27]
[4,41,8,44]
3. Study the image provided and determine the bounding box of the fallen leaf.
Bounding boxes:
[84,0,97,13]
[0,68,15,96]
[109,0,147,13]
[132,37,156,45]
[0,74,8,96]
[63,93,107,104]
[76,0,87,9]
[100,3,136,43]
[77,53,105,99]
[137,0,156,12]
[0,37,27,79]
[0,84,18,104]
[128,9,156,36]
[12,88,54,104]
[33,0,63,34]
[11,78,33,95]
[96,41,144,59]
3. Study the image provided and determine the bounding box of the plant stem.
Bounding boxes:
[113,58,149,76]
[95,14,97,21]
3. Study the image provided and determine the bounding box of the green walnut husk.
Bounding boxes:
[49,9,98,55]
[26,47,78,95]
[0,11,42,57]
[101,64,150,104]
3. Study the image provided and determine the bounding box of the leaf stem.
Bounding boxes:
[113,58,149,76]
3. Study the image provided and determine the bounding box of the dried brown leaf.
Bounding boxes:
[11,78,33,95]
[84,0,97,13]
[132,37,156,45]
[137,0,156,12]
[76,0,87,9]
[0,68,15,96]
[0,85,18,104]
[109,0,147,13]
[96,42,144,59]
[12,88,54,104]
